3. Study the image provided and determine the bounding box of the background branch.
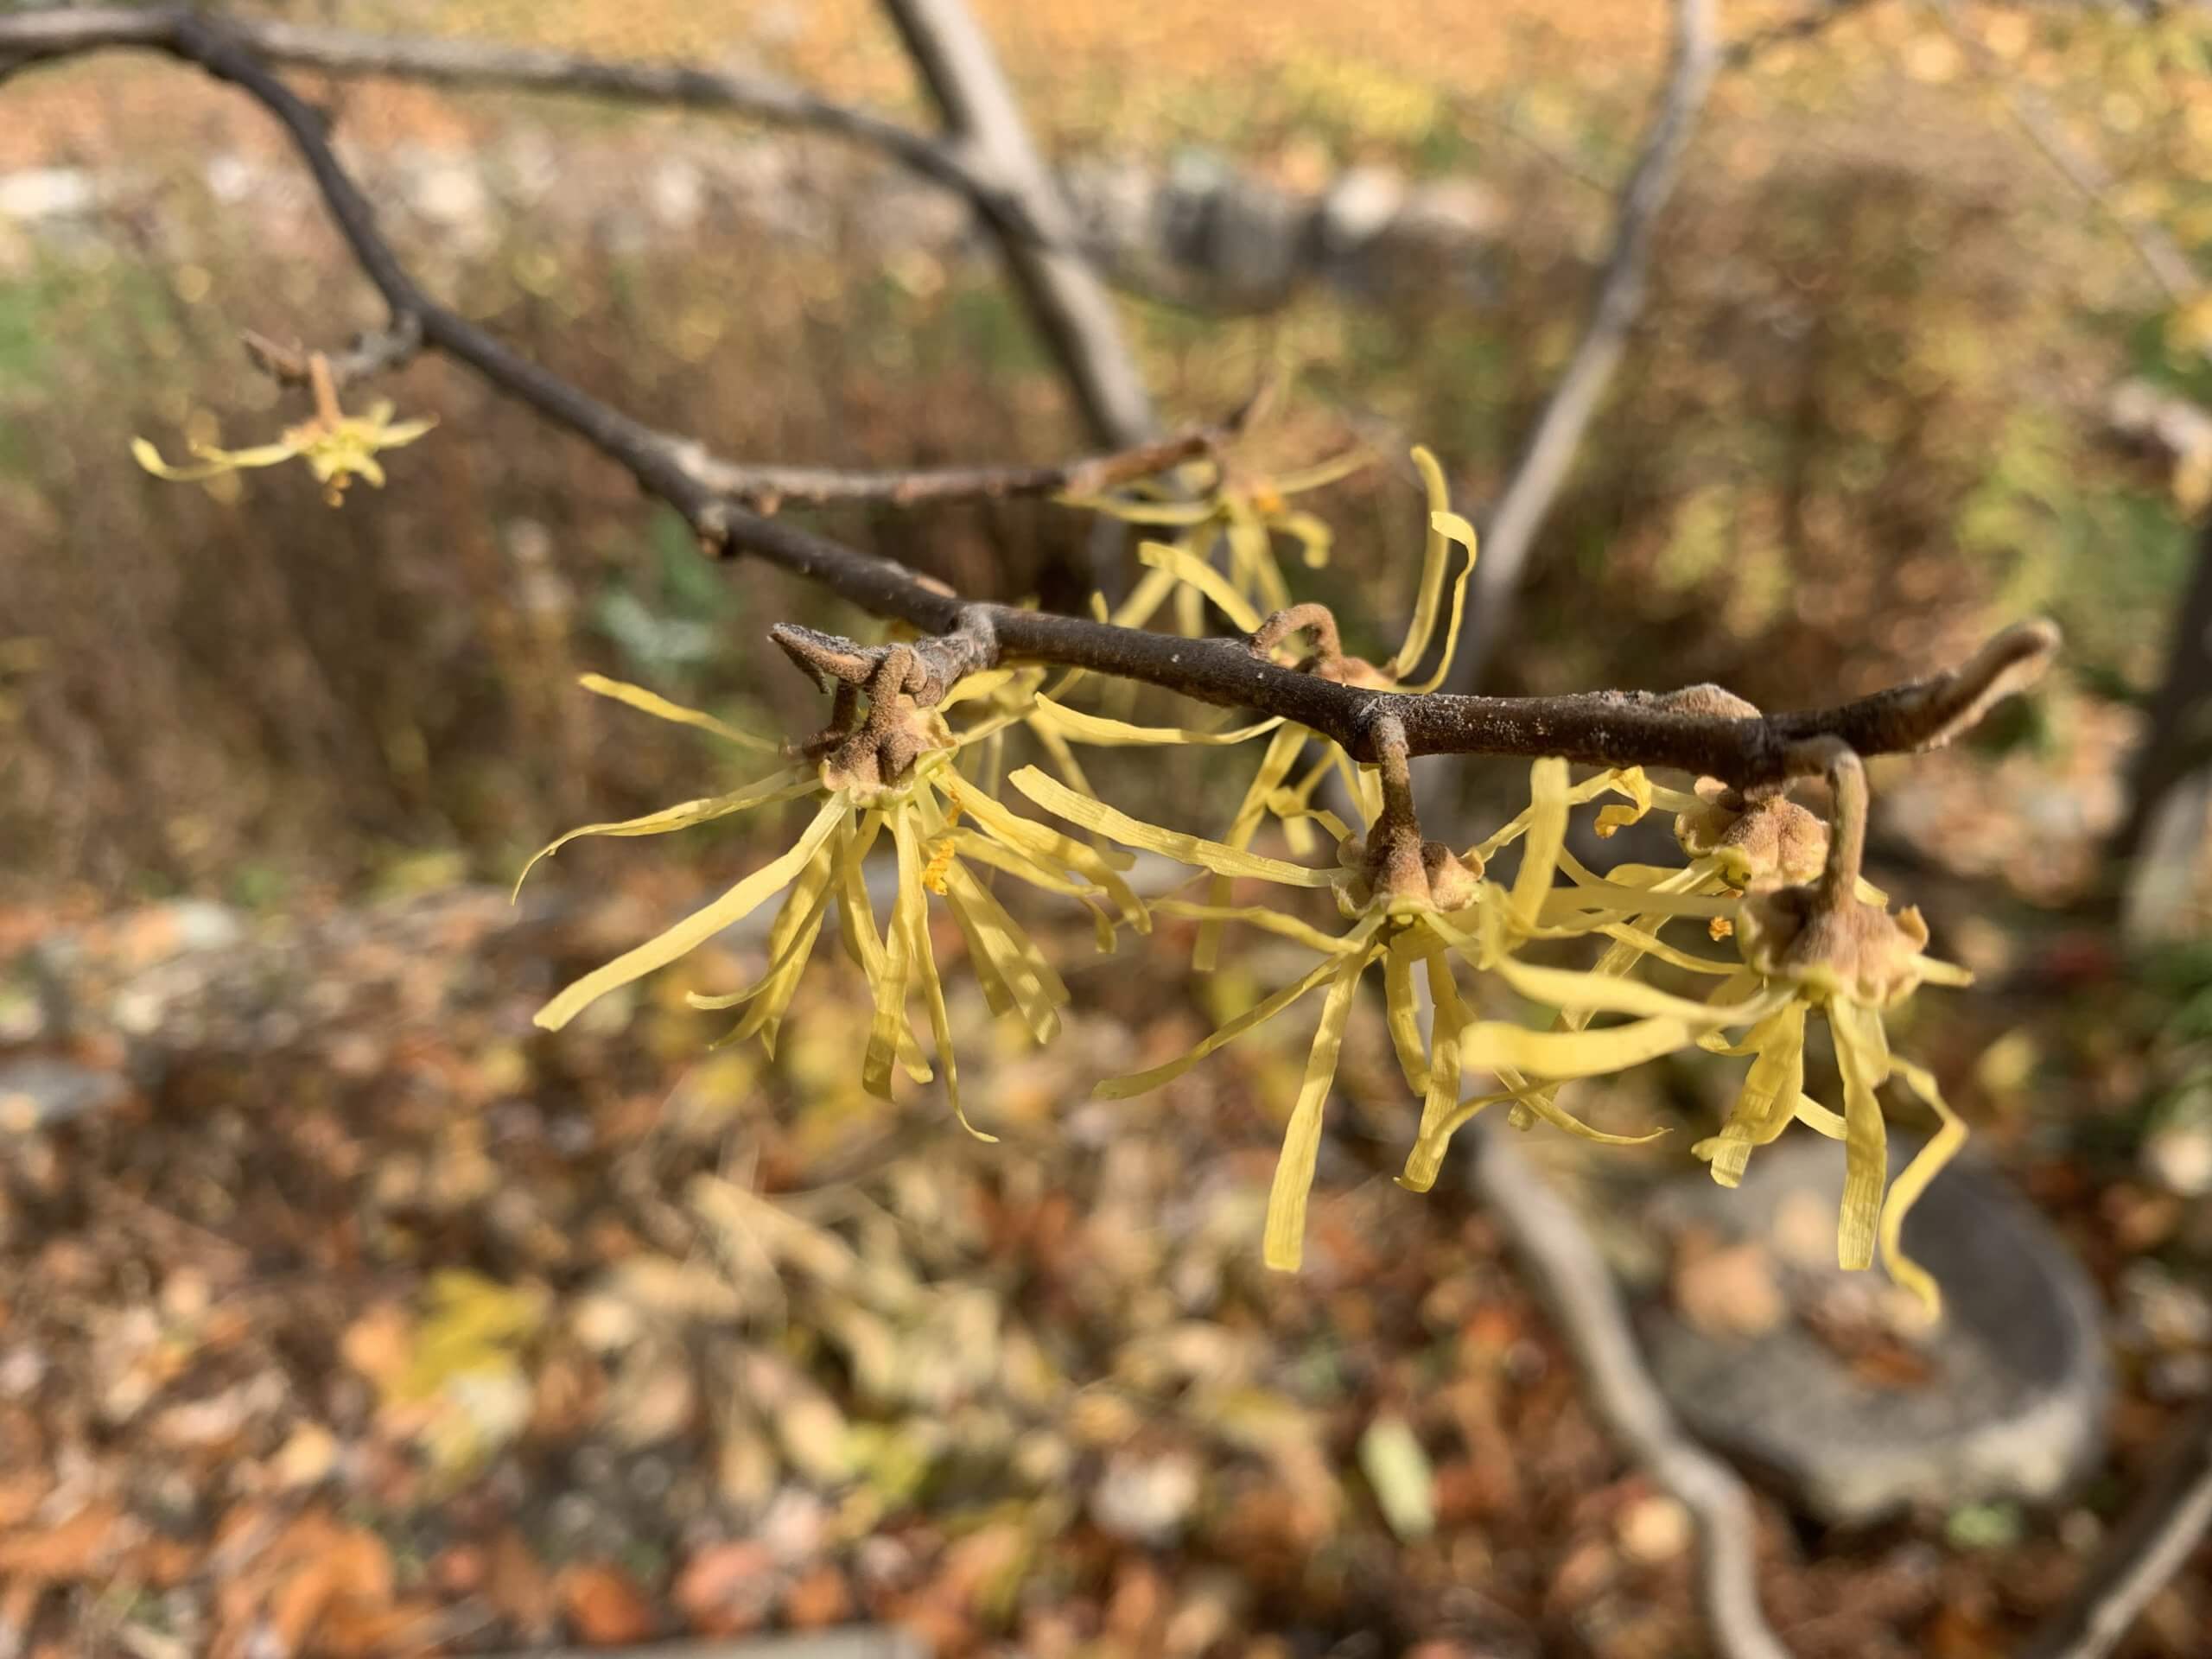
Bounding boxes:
[878,0,1157,449]
[1931,0,2200,308]
[1442,0,1719,694]
[0,7,1018,235]
[1466,1131,1794,1659]
[0,6,2053,788]
[2021,1403,2212,1659]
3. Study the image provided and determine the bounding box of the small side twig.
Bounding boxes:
[2020,1403,2212,1659]
[1722,0,1878,69]
[683,423,1223,513]
[241,319,421,391]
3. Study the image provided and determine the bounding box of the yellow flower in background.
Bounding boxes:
[520,671,1146,1141]
[132,352,435,505]
[1068,442,1374,622]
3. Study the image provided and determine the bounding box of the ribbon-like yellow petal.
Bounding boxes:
[512,768,812,898]
[1153,900,1363,956]
[1382,938,1430,1096]
[1135,539,1264,634]
[1031,696,1283,748]
[1061,494,1218,527]
[1198,726,1313,969]
[942,862,1067,1044]
[715,835,842,1054]
[1268,448,1375,496]
[1226,499,1293,613]
[1263,953,1367,1271]
[1510,758,1571,931]
[1393,510,1478,695]
[1009,766,1338,888]
[1690,999,1808,1185]
[861,804,931,1098]
[1094,950,1351,1101]
[1882,1059,1966,1319]
[575,673,779,751]
[1273,508,1333,571]
[1593,921,1738,975]
[894,808,995,1141]
[945,774,1149,931]
[1828,997,1894,1272]
[686,849,840,1010]
[131,434,307,480]
[1390,448,1456,680]
[1400,947,1472,1192]
[1460,1012,1698,1080]
[1491,956,1781,1026]
[534,796,845,1031]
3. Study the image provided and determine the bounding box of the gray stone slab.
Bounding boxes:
[1633,1135,2111,1525]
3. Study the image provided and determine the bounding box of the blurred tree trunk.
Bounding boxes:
[2118,513,2212,944]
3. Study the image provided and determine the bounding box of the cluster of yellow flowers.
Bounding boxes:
[130,387,1981,1312]
[505,448,1980,1318]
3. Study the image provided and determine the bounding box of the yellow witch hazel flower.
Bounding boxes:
[520,645,1147,1139]
[1168,448,1478,971]
[132,351,435,506]
[1067,435,1375,624]
[1446,749,1977,1319]
[1014,755,1782,1272]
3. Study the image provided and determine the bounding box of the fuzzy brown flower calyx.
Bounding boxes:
[1736,885,1953,1008]
[1675,781,1830,891]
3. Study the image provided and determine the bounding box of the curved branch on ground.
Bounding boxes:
[2021,1403,2212,1659]
[1467,1131,1794,1659]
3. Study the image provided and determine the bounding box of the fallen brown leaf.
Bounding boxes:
[558,1561,655,1646]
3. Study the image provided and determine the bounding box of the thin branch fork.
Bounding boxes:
[2,7,2056,793]
[1931,0,2201,310]
[879,0,1157,448]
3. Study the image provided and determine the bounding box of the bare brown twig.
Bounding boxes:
[683,425,1225,513]
[239,321,421,391]
[0,5,2055,790]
